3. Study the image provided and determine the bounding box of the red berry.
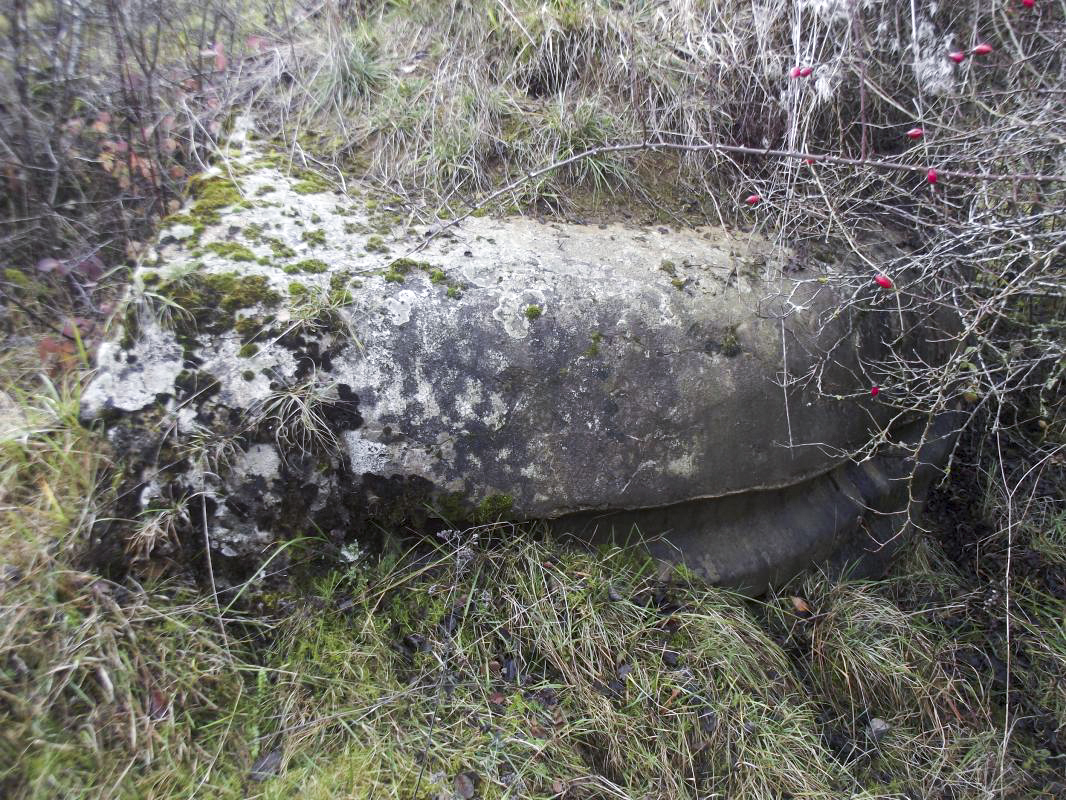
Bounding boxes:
[874,274,893,289]
[799,66,813,77]
[804,158,815,165]
[927,168,938,184]
[871,386,880,397]
[949,51,966,63]
[790,66,803,78]
[744,194,761,206]
[905,127,924,139]
[973,43,993,55]
[1021,0,1034,7]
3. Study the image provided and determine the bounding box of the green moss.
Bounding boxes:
[472,493,514,524]
[255,184,276,196]
[156,272,281,337]
[388,257,427,271]
[205,241,257,262]
[242,369,256,381]
[344,221,370,235]
[524,305,543,321]
[289,281,309,296]
[238,343,259,358]
[671,277,685,290]
[310,213,322,224]
[190,176,246,223]
[365,235,389,254]
[252,153,286,169]
[243,223,265,242]
[291,172,332,194]
[583,331,604,358]
[326,272,361,303]
[265,237,296,260]
[429,268,446,284]
[720,329,741,357]
[329,288,354,305]
[283,259,329,275]
[380,258,419,284]
[301,229,327,247]
[447,285,461,299]
[161,213,207,239]
[141,271,161,286]
[234,314,274,341]
[220,275,281,312]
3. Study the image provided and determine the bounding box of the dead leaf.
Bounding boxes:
[37,336,79,372]
[791,596,812,616]
[90,111,111,133]
[147,687,169,720]
[213,42,227,71]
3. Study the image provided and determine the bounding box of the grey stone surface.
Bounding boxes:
[83,130,938,588]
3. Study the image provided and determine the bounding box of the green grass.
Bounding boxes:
[1,342,1059,798]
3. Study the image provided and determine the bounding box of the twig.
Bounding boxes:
[404,137,1065,258]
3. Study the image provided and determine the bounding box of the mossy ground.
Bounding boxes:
[2,333,1063,798]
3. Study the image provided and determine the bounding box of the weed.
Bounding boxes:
[249,375,342,458]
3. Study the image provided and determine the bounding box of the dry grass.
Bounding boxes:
[1,366,1058,798]
[2,1,1065,797]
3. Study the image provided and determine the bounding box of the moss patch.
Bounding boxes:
[205,241,257,262]
[291,172,332,194]
[155,272,281,336]
[524,304,543,321]
[365,235,389,254]
[161,213,207,243]
[471,493,514,524]
[264,237,297,260]
[243,223,265,242]
[284,259,330,275]
[583,331,604,357]
[301,229,327,247]
[189,176,248,224]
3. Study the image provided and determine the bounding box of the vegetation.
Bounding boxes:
[1,0,1063,797]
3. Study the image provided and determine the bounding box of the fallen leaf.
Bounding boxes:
[147,687,169,720]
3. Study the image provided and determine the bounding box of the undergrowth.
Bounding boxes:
[2,335,1062,797]
[2,1,1065,798]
